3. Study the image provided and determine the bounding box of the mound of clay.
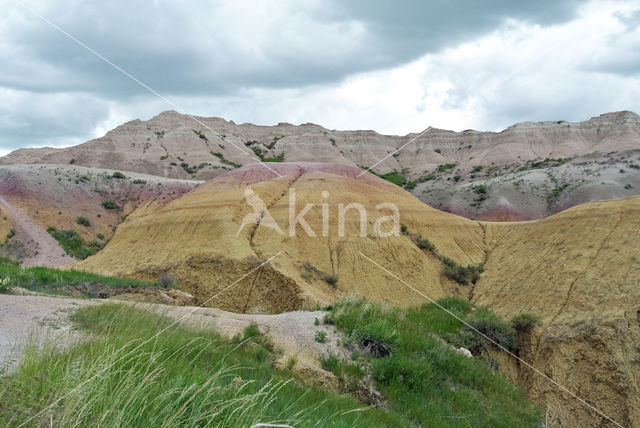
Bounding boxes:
[74,162,640,427]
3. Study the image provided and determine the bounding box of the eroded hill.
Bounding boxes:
[0,164,198,267]
[2,110,639,221]
[74,162,640,427]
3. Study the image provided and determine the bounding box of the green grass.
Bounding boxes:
[0,304,407,427]
[46,227,104,260]
[325,298,541,427]
[0,263,158,294]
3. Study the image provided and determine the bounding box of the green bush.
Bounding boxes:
[441,257,484,285]
[417,237,435,251]
[454,307,517,353]
[437,163,458,172]
[76,216,91,227]
[96,233,104,240]
[111,171,126,179]
[101,200,119,210]
[324,275,339,286]
[511,312,539,332]
[400,224,408,234]
[47,228,104,259]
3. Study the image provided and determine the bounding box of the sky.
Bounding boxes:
[1,0,640,155]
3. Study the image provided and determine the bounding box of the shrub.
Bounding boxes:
[132,179,147,185]
[441,257,484,285]
[6,229,16,241]
[437,163,458,172]
[472,165,483,172]
[324,275,339,286]
[158,273,175,287]
[453,175,461,182]
[511,313,539,332]
[456,307,517,353]
[315,330,328,343]
[69,158,75,164]
[96,233,104,240]
[314,317,320,326]
[417,237,435,251]
[111,171,126,179]
[47,228,104,259]
[301,270,314,281]
[102,200,118,210]
[76,216,91,227]
[400,224,408,234]
[473,184,487,195]
[404,180,417,190]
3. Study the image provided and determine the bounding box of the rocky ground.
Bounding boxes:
[0,292,343,385]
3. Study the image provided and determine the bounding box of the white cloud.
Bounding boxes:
[0,0,638,151]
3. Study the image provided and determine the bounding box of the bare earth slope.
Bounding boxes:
[75,162,640,427]
[0,165,199,266]
[2,110,639,220]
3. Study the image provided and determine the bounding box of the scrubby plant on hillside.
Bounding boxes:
[326,298,540,426]
[511,312,539,332]
[417,237,435,251]
[101,199,119,210]
[440,256,484,285]
[76,216,91,227]
[0,304,405,427]
[111,171,126,179]
[46,226,104,259]
[324,274,339,287]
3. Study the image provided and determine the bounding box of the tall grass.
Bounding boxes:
[326,298,541,427]
[0,304,407,427]
[0,263,157,293]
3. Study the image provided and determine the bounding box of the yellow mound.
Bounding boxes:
[75,163,640,426]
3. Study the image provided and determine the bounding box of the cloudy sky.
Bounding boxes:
[2,0,640,155]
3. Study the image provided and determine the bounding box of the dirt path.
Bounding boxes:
[0,294,344,381]
[0,194,74,268]
[0,294,94,373]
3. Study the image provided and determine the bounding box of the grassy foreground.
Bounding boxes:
[0,263,158,294]
[0,304,406,427]
[324,298,542,427]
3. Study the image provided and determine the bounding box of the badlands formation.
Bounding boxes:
[75,162,640,427]
[2,110,640,220]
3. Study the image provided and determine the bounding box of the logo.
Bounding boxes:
[237,187,400,238]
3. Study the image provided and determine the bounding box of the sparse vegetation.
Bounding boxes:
[0,263,157,294]
[417,237,435,251]
[101,199,119,210]
[47,226,104,259]
[511,312,539,332]
[324,274,339,286]
[437,163,458,172]
[76,216,91,227]
[111,171,126,179]
[158,272,175,287]
[440,256,484,285]
[0,304,402,426]
[326,298,541,426]
[315,330,328,343]
[211,152,242,168]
